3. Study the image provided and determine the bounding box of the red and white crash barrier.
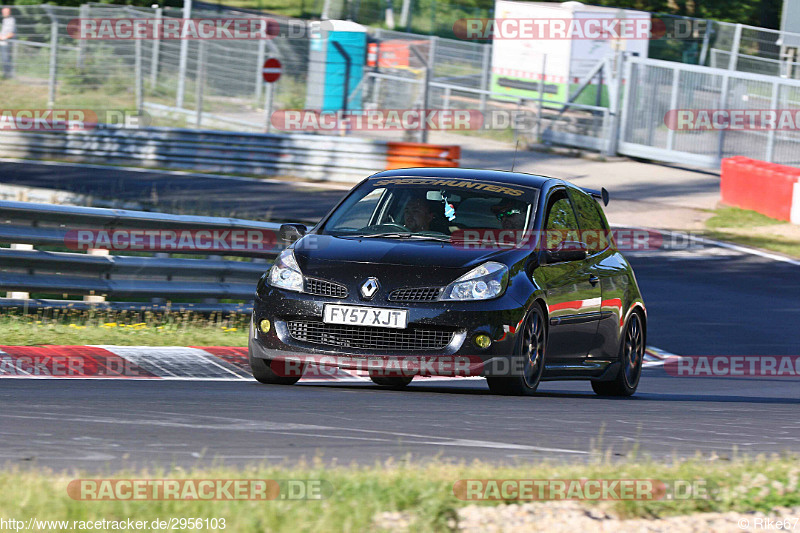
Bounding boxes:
[0,345,666,380]
[721,157,800,224]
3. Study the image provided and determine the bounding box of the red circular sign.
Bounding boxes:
[262,58,282,83]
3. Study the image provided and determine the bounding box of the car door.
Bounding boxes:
[535,188,602,363]
[566,187,628,359]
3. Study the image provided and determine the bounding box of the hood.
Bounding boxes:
[293,234,521,271]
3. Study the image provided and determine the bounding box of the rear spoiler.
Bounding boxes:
[582,187,610,206]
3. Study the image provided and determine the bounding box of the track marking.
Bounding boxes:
[0,412,588,455]
[615,225,800,267]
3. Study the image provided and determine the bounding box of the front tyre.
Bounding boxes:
[486,303,546,396]
[592,311,644,397]
[249,355,303,385]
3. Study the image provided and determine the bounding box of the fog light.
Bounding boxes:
[474,334,491,349]
[259,319,271,334]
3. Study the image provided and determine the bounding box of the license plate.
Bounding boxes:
[323,304,408,329]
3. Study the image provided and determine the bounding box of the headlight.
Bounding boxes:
[443,261,508,301]
[268,249,304,293]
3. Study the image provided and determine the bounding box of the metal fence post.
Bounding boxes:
[255,38,266,103]
[176,0,193,108]
[728,23,742,71]
[716,73,731,164]
[616,56,635,149]
[665,66,680,152]
[135,37,144,117]
[373,76,381,106]
[195,40,206,128]
[150,7,162,89]
[47,21,58,109]
[400,0,412,31]
[77,3,88,68]
[264,82,274,133]
[428,35,437,78]
[409,44,429,143]
[536,54,546,142]
[765,80,779,162]
[479,44,490,114]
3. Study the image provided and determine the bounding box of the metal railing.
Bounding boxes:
[0,200,290,313]
[618,55,800,168]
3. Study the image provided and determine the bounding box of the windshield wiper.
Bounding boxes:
[344,233,451,242]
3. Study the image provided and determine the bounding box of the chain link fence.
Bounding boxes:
[619,56,800,167]
[5,3,800,169]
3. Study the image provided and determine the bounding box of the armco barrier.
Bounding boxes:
[0,126,460,182]
[720,157,800,224]
[0,200,286,312]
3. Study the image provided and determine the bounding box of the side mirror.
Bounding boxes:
[545,241,588,263]
[279,223,307,243]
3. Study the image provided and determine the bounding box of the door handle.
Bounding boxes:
[588,275,600,286]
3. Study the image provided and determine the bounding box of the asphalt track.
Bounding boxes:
[1,161,800,470]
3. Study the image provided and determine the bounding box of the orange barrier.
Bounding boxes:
[720,156,800,223]
[385,142,460,170]
[366,40,430,69]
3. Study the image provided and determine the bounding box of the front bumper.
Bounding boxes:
[249,285,528,377]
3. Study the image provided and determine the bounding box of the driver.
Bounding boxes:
[491,198,527,230]
[403,197,435,232]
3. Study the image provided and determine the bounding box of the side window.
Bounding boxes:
[544,192,580,250]
[567,189,611,254]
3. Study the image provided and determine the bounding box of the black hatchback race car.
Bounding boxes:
[249,168,646,396]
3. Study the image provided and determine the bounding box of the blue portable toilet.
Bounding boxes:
[305,20,367,112]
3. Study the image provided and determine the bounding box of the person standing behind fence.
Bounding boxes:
[0,7,15,79]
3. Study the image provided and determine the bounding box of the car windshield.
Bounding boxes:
[321,177,539,244]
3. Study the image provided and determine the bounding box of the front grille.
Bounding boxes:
[304,278,348,298]
[388,287,443,302]
[286,320,454,351]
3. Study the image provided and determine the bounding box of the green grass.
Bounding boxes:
[703,206,800,258]
[0,310,249,346]
[705,230,800,258]
[705,206,784,229]
[1,455,798,532]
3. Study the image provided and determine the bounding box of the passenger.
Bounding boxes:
[492,198,527,230]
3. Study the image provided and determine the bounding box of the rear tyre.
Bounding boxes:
[591,311,644,397]
[249,355,303,385]
[486,303,546,396]
[370,375,414,388]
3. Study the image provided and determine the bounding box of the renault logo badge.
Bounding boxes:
[360,277,380,300]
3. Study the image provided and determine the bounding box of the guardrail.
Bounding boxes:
[0,200,290,313]
[0,126,460,183]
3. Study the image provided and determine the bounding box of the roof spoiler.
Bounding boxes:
[582,187,610,206]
